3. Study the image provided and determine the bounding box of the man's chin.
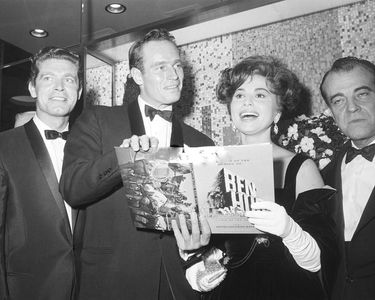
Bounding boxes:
[50,109,72,117]
[163,96,181,105]
[346,128,374,141]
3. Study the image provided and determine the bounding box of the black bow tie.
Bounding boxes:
[144,105,173,122]
[44,130,69,140]
[345,144,375,163]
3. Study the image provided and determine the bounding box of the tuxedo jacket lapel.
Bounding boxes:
[128,100,145,136]
[354,187,375,238]
[170,115,184,147]
[24,120,72,238]
[334,146,347,235]
[322,144,348,243]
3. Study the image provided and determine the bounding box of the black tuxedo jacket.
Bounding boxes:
[322,142,375,300]
[60,102,214,300]
[0,120,75,300]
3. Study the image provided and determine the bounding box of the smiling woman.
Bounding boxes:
[216,55,301,144]
[182,55,339,300]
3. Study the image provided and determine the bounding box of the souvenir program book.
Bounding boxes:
[115,143,274,234]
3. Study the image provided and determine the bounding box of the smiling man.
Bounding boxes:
[320,57,375,300]
[0,47,82,300]
[60,28,213,300]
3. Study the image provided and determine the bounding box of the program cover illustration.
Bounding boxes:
[115,144,274,234]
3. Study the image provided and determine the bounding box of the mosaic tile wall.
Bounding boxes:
[86,0,375,146]
[114,61,129,106]
[232,9,341,116]
[86,64,112,106]
[178,35,233,146]
[339,0,375,59]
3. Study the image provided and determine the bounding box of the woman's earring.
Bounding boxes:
[273,113,281,135]
[273,123,279,135]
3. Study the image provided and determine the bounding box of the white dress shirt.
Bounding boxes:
[33,115,72,229]
[342,141,375,241]
[138,96,172,147]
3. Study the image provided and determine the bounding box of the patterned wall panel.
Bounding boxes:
[114,61,129,106]
[232,9,341,115]
[178,34,233,145]
[86,0,374,145]
[339,0,375,59]
[86,65,112,106]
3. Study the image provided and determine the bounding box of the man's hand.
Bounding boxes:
[172,212,211,251]
[120,135,158,152]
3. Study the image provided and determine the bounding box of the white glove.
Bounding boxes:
[245,201,321,272]
[185,247,227,292]
[245,201,293,238]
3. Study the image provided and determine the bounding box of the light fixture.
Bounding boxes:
[9,96,36,107]
[105,3,126,14]
[30,28,48,38]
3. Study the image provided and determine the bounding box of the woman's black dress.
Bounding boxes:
[203,154,338,300]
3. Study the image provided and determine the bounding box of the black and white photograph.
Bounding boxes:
[0,0,374,299]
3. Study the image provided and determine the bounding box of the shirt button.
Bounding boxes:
[346,276,354,283]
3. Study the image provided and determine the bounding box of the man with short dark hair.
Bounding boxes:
[0,46,82,299]
[60,28,213,300]
[320,56,375,300]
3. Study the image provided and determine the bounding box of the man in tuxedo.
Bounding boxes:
[320,56,375,300]
[0,47,82,299]
[60,28,214,300]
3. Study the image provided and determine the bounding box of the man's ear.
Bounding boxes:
[130,67,143,86]
[28,82,37,98]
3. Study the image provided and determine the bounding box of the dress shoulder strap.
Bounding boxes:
[283,154,310,202]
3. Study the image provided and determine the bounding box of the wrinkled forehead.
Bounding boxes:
[141,40,180,64]
[323,66,375,94]
[36,58,79,75]
[36,57,79,73]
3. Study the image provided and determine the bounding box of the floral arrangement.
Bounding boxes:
[278,113,348,170]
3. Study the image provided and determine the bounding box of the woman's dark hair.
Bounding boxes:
[216,55,302,116]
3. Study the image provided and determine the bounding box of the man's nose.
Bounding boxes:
[347,97,360,112]
[54,79,64,91]
[166,65,179,79]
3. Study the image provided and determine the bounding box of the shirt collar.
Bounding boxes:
[350,139,375,149]
[33,114,69,135]
[137,95,173,113]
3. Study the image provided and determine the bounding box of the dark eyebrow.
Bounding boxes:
[329,86,373,103]
[354,85,373,92]
[254,88,270,93]
[234,87,270,94]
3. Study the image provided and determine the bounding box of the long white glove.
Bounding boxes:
[185,247,227,292]
[245,201,321,272]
